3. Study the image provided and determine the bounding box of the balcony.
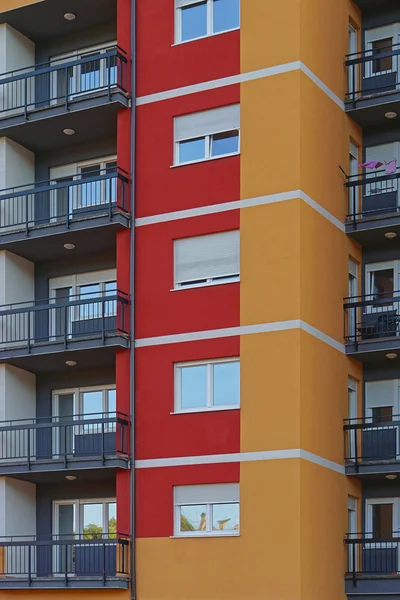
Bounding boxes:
[345,169,400,243]
[345,44,400,127]
[0,289,130,372]
[344,416,400,475]
[344,291,400,361]
[0,412,129,480]
[0,45,129,152]
[0,166,130,261]
[345,533,400,597]
[0,534,130,589]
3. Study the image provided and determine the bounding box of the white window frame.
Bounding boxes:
[50,42,118,105]
[174,0,240,45]
[174,129,240,166]
[348,496,358,572]
[348,23,358,95]
[365,498,399,553]
[365,260,398,315]
[173,484,240,538]
[174,358,240,413]
[365,24,400,78]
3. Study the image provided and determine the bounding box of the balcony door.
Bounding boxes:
[364,261,399,338]
[53,499,116,576]
[365,380,399,462]
[348,378,358,460]
[364,143,400,216]
[49,269,116,340]
[49,156,117,221]
[365,24,400,94]
[365,498,400,573]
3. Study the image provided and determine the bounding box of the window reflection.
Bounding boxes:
[180,505,207,532]
[181,365,207,409]
[213,362,240,406]
[212,503,240,532]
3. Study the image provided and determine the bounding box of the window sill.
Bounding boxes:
[170,532,240,539]
[170,405,239,415]
[171,278,240,292]
[172,27,240,47]
[171,152,240,168]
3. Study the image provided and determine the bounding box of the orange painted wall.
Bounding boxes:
[0,0,43,11]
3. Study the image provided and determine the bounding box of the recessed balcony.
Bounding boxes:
[0,289,130,372]
[0,45,129,151]
[0,412,129,480]
[0,534,130,589]
[346,169,400,243]
[345,44,400,128]
[344,291,400,361]
[344,416,400,475]
[345,533,400,598]
[0,166,130,261]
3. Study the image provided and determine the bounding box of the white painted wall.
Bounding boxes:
[0,477,36,539]
[0,24,35,74]
[0,137,35,229]
[0,251,34,306]
[0,365,35,423]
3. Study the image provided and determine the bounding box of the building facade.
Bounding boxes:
[0,1,398,600]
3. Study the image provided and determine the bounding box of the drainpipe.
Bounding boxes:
[129,0,136,598]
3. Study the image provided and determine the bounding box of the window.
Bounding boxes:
[174,104,240,165]
[174,484,239,537]
[349,142,359,215]
[174,230,240,289]
[175,0,240,43]
[174,359,239,412]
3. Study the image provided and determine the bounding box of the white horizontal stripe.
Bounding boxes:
[135,320,346,354]
[135,449,345,475]
[136,62,301,105]
[135,190,345,232]
[136,61,344,112]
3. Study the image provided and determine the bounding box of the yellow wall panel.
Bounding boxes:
[240,72,301,201]
[0,0,43,12]
[240,0,300,74]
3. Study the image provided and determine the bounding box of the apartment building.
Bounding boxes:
[0,1,398,600]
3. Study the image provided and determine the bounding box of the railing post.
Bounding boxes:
[103,540,106,585]
[24,77,28,120]
[107,55,111,102]
[25,193,29,237]
[102,298,106,345]
[352,65,356,106]
[64,304,68,349]
[27,427,31,471]
[109,176,113,221]
[64,425,67,469]
[65,66,69,110]
[65,542,68,586]
[27,309,31,354]
[101,420,105,465]
[28,543,32,587]
[66,184,70,230]
[355,428,359,473]
[352,541,356,586]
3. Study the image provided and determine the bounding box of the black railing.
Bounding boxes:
[344,290,400,343]
[0,534,130,585]
[0,166,130,237]
[0,45,128,119]
[346,42,400,104]
[0,289,129,352]
[344,416,400,465]
[345,533,400,580]
[346,169,400,222]
[0,412,129,468]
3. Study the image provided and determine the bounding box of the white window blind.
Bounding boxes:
[174,230,240,286]
[175,483,239,504]
[366,380,396,408]
[175,104,240,142]
[176,0,204,6]
[349,259,358,278]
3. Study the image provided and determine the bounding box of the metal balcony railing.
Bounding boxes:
[344,291,400,344]
[0,166,130,237]
[0,289,130,352]
[0,45,128,119]
[346,169,400,222]
[345,533,400,581]
[0,412,129,468]
[344,416,400,465]
[0,534,130,586]
[346,43,400,104]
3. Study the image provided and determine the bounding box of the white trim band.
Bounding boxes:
[135,448,345,475]
[136,61,344,111]
[135,189,345,232]
[135,319,345,354]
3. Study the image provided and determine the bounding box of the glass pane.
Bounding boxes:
[179,138,206,163]
[80,54,101,92]
[181,2,207,41]
[372,406,393,424]
[105,281,117,316]
[107,389,116,414]
[82,391,103,419]
[213,0,240,33]
[79,283,101,320]
[180,505,207,532]
[53,287,72,338]
[79,165,101,209]
[211,131,239,157]
[213,362,240,406]
[212,502,239,532]
[181,365,207,409]
[372,38,393,74]
[83,503,104,539]
[372,504,393,539]
[105,161,117,204]
[108,503,117,538]
[370,269,394,301]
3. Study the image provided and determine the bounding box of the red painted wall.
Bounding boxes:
[136,0,240,97]
[136,87,240,219]
[135,336,240,460]
[135,211,240,339]
[136,463,240,538]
